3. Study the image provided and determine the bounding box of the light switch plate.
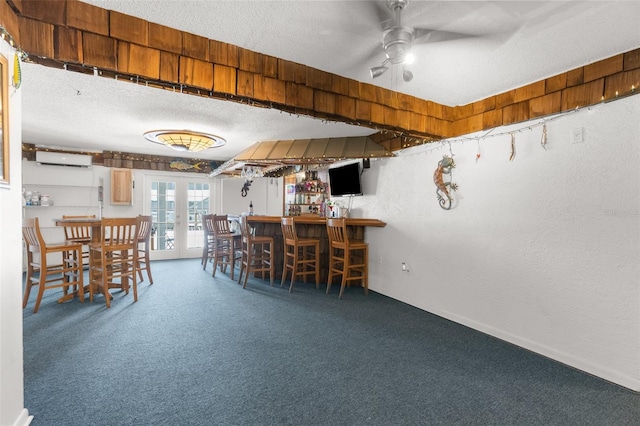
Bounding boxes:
[572,127,584,143]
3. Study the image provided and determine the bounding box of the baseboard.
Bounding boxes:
[425,304,640,392]
[12,409,33,426]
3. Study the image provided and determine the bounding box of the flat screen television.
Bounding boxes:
[328,162,362,197]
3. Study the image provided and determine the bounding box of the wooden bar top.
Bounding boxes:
[246,215,386,227]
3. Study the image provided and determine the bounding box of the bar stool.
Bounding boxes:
[211,214,241,280]
[22,217,85,313]
[201,213,215,270]
[238,215,275,288]
[89,217,138,308]
[135,215,154,284]
[61,214,95,267]
[281,217,320,292]
[326,218,369,299]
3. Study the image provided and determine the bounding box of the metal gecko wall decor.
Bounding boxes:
[241,179,252,197]
[433,155,458,210]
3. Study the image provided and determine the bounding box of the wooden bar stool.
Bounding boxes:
[22,217,85,313]
[326,218,369,299]
[201,213,215,270]
[211,214,241,280]
[61,214,95,267]
[238,215,275,288]
[88,217,138,308]
[281,217,320,292]
[135,215,154,284]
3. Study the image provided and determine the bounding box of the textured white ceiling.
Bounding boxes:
[20,0,640,162]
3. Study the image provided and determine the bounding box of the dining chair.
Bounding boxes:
[211,214,241,280]
[201,213,216,270]
[237,215,274,288]
[326,218,368,299]
[281,216,320,292]
[135,215,154,284]
[22,217,85,313]
[88,217,138,308]
[61,214,96,267]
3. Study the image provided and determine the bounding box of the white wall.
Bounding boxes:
[218,176,284,216]
[0,44,31,425]
[353,96,640,391]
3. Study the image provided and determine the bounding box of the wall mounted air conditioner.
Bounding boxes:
[35,151,92,168]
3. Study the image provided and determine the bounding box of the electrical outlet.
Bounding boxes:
[572,127,584,143]
[401,262,410,273]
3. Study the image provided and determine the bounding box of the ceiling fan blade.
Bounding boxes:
[413,27,476,44]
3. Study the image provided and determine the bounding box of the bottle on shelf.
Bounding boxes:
[249,201,254,216]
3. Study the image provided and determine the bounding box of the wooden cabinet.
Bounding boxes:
[110,168,133,205]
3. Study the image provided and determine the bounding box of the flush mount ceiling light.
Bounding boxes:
[143,130,226,152]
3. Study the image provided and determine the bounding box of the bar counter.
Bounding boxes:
[245,215,386,285]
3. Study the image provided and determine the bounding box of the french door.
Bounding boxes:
[144,174,212,260]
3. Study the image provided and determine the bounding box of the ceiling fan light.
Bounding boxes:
[404,52,415,65]
[370,66,389,79]
[403,69,414,82]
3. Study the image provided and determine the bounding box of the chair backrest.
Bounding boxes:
[22,217,45,253]
[212,214,231,236]
[135,215,153,243]
[101,217,137,249]
[203,213,215,234]
[326,218,348,246]
[61,214,96,242]
[240,215,254,241]
[281,216,298,244]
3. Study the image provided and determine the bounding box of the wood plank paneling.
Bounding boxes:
[306,67,332,91]
[529,91,562,118]
[213,64,237,95]
[331,75,350,96]
[355,100,372,122]
[623,48,640,71]
[545,73,567,93]
[335,94,356,120]
[502,100,530,124]
[82,32,116,69]
[253,75,286,104]
[0,0,20,44]
[495,90,515,109]
[584,54,623,83]
[118,43,160,79]
[482,109,503,129]
[149,22,181,55]
[236,70,254,98]
[211,40,239,68]
[566,67,584,87]
[110,11,148,46]
[314,90,336,115]
[604,69,640,99]
[238,48,262,73]
[182,32,209,61]
[19,0,65,25]
[159,51,179,83]
[285,81,314,110]
[514,81,545,103]
[562,78,604,109]
[66,0,108,36]
[179,56,213,89]
[262,55,278,79]
[18,17,54,58]
[54,26,82,63]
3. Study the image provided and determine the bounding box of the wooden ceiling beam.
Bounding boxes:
[5,0,640,151]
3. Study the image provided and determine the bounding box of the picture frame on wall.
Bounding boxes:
[0,53,9,186]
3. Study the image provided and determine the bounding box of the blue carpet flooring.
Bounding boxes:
[22,259,639,425]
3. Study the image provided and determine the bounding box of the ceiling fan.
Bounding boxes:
[369,0,472,82]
